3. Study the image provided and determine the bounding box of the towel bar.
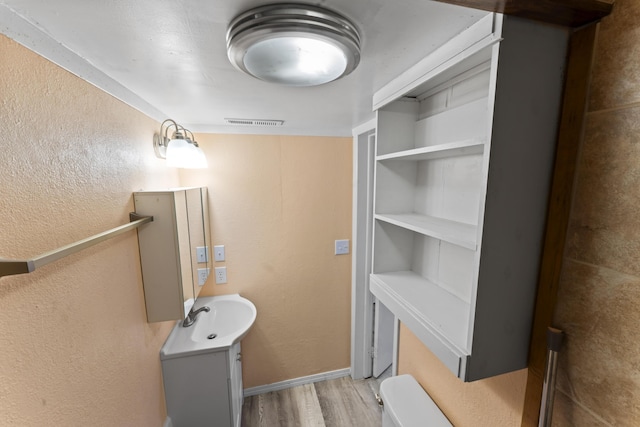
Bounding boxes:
[0,213,152,279]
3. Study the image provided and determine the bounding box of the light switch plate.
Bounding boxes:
[335,239,350,255]
[214,245,225,262]
[196,246,209,263]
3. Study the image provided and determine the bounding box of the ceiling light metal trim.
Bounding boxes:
[226,3,361,86]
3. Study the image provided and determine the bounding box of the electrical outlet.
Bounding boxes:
[196,246,209,263]
[197,268,210,286]
[335,239,350,255]
[214,245,225,262]
[214,266,227,284]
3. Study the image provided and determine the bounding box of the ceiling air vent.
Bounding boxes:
[225,118,284,127]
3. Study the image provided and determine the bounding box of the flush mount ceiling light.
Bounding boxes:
[226,3,361,87]
[153,119,208,169]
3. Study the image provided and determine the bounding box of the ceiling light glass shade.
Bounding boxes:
[244,37,348,86]
[227,4,360,87]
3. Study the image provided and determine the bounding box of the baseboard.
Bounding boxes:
[243,368,351,397]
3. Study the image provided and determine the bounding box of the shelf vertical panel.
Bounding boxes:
[372,220,414,274]
[376,100,419,156]
[375,160,418,215]
[466,16,570,380]
[414,154,484,226]
[413,97,489,148]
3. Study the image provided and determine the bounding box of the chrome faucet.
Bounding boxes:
[182,306,210,327]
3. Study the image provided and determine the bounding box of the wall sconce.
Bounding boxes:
[226,3,360,87]
[153,119,208,169]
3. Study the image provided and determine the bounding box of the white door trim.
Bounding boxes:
[350,118,376,380]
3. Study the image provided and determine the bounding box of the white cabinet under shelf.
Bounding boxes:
[369,13,569,381]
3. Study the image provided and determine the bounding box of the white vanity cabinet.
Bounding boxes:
[229,343,243,427]
[369,14,569,381]
[161,342,243,427]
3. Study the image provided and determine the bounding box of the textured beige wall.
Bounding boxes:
[180,133,353,388]
[1,32,353,420]
[553,0,640,424]
[0,35,180,426]
[398,324,528,426]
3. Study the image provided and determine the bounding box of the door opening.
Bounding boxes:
[350,120,395,380]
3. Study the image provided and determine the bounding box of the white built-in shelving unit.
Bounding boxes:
[369,13,569,381]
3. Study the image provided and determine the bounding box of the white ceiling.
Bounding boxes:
[0,0,488,136]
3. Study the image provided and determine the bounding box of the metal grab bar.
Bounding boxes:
[0,213,153,279]
[538,327,564,427]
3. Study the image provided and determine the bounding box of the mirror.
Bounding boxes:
[186,187,212,302]
[134,187,213,323]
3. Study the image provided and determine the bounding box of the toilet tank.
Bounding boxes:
[379,375,452,427]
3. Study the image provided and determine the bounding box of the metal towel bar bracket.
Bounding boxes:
[0,213,153,279]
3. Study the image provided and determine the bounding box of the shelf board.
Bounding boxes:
[370,271,470,368]
[375,213,477,250]
[377,139,484,162]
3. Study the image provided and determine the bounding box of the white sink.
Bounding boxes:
[160,294,257,360]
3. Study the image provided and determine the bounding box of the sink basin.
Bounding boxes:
[160,294,257,360]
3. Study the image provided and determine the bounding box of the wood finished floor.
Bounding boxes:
[241,376,384,427]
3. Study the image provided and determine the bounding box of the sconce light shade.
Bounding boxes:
[153,120,208,169]
[166,139,208,169]
[188,145,208,169]
[226,3,361,87]
[165,138,191,168]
